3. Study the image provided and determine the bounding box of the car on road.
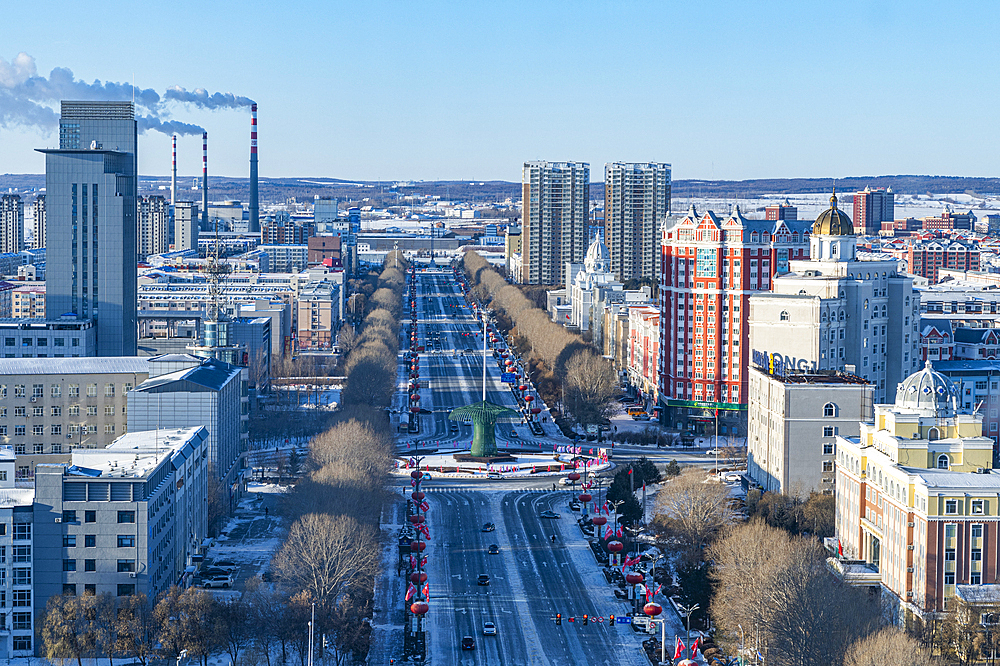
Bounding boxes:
[211,561,238,572]
[203,574,233,589]
[449,423,459,433]
[482,522,495,532]
[487,544,499,554]
[632,413,651,421]
[705,448,722,455]
[724,472,743,483]
[559,477,574,486]
[462,636,476,650]
[540,510,561,519]
[482,621,497,636]
[202,567,231,578]
[477,574,490,586]
[508,430,518,438]
[487,472,505,479]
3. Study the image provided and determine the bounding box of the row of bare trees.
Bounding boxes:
[462,252,618,432]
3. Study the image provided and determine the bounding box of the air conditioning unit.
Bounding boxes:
[908,545,915,550]
[908,522,915,527]
[29,398,35,403]
[53,517,61,523]
[128,572,137,578]
[907,567,914,572]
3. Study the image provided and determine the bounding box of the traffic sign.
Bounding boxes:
[617,616,632,624]
[501,372,515,383]
[598,617,604,623]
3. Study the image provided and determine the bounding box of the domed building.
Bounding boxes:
[748,192,920,404]
[833,361,1000,621]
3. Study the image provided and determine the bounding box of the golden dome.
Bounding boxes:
[812,191,854,236]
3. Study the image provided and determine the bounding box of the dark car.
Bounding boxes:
[462,636,476,650]
[477,574,490,586]
[482,522,495,532]
[487,544,499,554]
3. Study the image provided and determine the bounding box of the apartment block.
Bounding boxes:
[297,280,340,350]
[173,202,199,252]
[11,286,44,320]
[521,161,589,284]
[852,187,894,236]
[30,196,44,250]
[0,195,24,256]
[260,244,309,273]
[0,357,150,476]
[886,239,980,284]
[603,162,671,282]
[137,195,168,259]
[0,320,96,358]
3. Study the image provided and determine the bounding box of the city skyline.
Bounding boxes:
[1,1,998,182]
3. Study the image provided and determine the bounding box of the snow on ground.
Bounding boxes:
[391,451,611,479]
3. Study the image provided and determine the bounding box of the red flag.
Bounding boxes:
[422,583,429,598]
[616,526,623,539]
[674,637,684,660]
[405,584,415,601]
[421,556,427,567]
[691,638,700,657]
[838,539,844,557]
[628,468,633,476]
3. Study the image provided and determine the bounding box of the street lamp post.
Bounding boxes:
[676,602,699,661]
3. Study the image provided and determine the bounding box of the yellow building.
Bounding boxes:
[835,361,1000,620]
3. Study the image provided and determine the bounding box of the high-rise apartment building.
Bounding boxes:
[765,200,797,221]
[852,186,894,236]
[39,101,137,357]
[0,194,24,254]
[658,205,811,435]
[137,195,168,259]
[173,202,199,251]
[603,163,671,282]
[31,195,45,249]
[520,161,589,284]
[886,239,980,284]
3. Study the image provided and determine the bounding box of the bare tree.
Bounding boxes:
[41,593,95,666]
[215,594,252,666]
[843,627,938,666]
[272,513,381,608]
[114,594,157,666]
[563,350,618,432]
[153,586,219,666]
[653,469,733,563]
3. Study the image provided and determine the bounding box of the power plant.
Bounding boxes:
[171,133,177,205]
[201,131,209,228]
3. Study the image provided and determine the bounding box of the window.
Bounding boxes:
[50,406,61,417]
[32,406,42,418]
[780,311,789,321]
[68,384,79,398]
[62,559,76,572]
[85,510,95,523]
[117,511,135,524]
[31,384,42,398]
[823,443,834,455]
[12,524,29,541]
[31,425,42,437]
[84,559,96,572]
[12,546,29,563]
[84,535,95,548]
[973,500,985,515]
[12,635,31,651]
[86,406,97,417]
[62,584,76,596]
[945,571,956,585]
[117,559,135,573]
[822,461,834,473]
[86,384,97,397]
[823,403,836,417]
[938,455,950,470]
[117,535,135,548]
[11,612,30,631]
[51,443,62,454]
[12,590,29,607]
[104,384,115,397]
[12,568,30,585]
[12,385,23,398]
[13,406,23,417]
[945,499,958,514]
[51,425,61,436]
[61,510,76,523]
[84,584,95,596]
[104,405,114,416]
[117,584,135,597]
[68,405,79,416]
[104,424,115,434]
[62,535,76,547]
[823,426,834,437]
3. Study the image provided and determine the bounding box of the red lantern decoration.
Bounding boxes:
[408,515,425,524]
[568,472,581,482]
[524,395,534,403]
[607,540,624,553]
[518,385,528,391]
[579,493,592,503]
[410,394,420,402]
[412,491,425,501]
[410,572,428,584]
[409,406,420,413]
[530,407,542,415]
[410,602,429,615]
[626,573,644,585]
[592,515,607,526]
[410,470,422,479]
[643,602,662,617]
[501,353,508,359]
[410,540,426,553]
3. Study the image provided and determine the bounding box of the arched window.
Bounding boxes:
[937,454,949,470]
[780,311,789,321]
[838,311,845,321]
[928,427,940,441]
[824,403,837,417]
[751,232,759,243]
[881,305,887,317]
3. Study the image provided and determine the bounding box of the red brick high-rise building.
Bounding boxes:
[658,205,810,436]
[765,200,797,221]
[852,187,894,236]
[886,239,980,283]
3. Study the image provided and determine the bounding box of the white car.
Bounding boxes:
[203,574,233,589]
[559,477,574,486]
[483,621,497,636]
[705,448,722,456]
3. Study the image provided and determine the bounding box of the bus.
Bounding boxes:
[626,406,646,417]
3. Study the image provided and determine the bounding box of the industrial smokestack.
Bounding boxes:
[171,134,177,206]
[249,103,259,232]
[201,131,208,229]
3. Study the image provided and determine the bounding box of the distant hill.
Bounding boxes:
[2,173,998,205]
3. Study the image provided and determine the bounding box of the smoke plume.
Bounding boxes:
[0,52,253,137]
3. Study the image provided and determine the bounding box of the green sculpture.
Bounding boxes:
[448,400,518,458]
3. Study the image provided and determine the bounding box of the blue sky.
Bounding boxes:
[0,0,995,182]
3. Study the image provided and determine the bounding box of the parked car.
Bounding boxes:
[487,472,505,480]
[559,478,574,486]
[540,510,561,519]
[487,544,500,554]
[203,575,233,589]
[482,621,497,636]
[462,636,476,650]
[705,448,722,455]
[211,561,238,572]
[633,413,651,421]
[477,574,490,586]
